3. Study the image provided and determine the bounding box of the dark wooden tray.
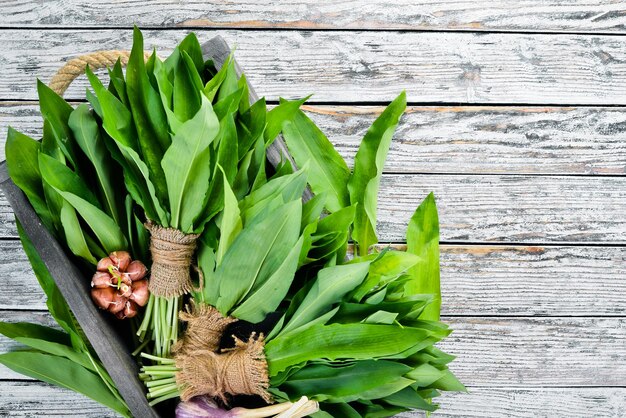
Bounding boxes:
[0,35,294,418]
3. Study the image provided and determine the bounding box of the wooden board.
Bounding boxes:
[4,102,626,176]
[2,240,625,317]
[1,1,625,33]
[0,174,623,243]
[2,30,626,104]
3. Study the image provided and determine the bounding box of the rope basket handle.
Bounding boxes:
[49,50,153,96]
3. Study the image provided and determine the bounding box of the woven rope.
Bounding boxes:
[176,334,271,404]
[49,50,152,96]
[173,303,238,354]
[145,222,200,298]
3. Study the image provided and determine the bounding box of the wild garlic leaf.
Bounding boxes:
[264,96,309,145]
[265,323,431,376]
[406,192,440,320]
[5,128,54,231]
[215,113,238,185]
[216,171,242,265]
[382,387,438,412]
[173,51,204,122]
[68,104,121,225]
[60,201,98,265]
[280,360,412,403]
[36,80,79,169]
[0,322,70,346]
[40,153,128,253]
[232,235,304,323]
[38,153,99,206]
[215,199,302,315]
[203,53,234,101]
[0,351,130,416]
[162,95,220,232]
[176,32,205,76]
[216,58,239,102]
[281,109,350,212]
[126,27,171,206]
[237,97,266,159]
[17,222,77,339]
[348,91,406,256]
[279,261,370,336]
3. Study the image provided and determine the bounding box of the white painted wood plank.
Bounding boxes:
[0,174,623,242]
[376,174,626,243]
[0,381,117,417]
[1,382,625,417]
[4,102,626,175]
[2,240,625,316]
[1,1,625,34]
[2,30,626,104]
[1,311,625,386]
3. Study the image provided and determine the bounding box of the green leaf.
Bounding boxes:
[0,322,69,346]
[17,222,78,339]
[126,27,171,206]
[232,235,304,323]
[281,109,350,212]
[5,128,54,231]
[40,154,128,253]
[216,172,242,265]
[265,323,432,375]
[37,80,79,168]
[237,97,266,160]
[430,369,466,392]
[279,360,412,403]
[279,261,370,336]
[216,59,239,102]
[60,201,98,264]
[406,192,440,320]
[405,363,446,387]
[265,96,308,145]
[348,91,406,256]
[107,59,129,107]
[382,387,438,412]
[0,351,129,416]
[173,50,204,122]
[162,95,220,232]
[203,54,234,101]
[216,199,302,315]
[177,32,204,75]
[68,104,121,225]
[216,112,238,185]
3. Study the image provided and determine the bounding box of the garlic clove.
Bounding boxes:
[107,292,127,314]
[109,251,131,272]
[91,287,116,310]
[129,279,150,306]
[91,271,113,288]
[96,257,115,272]
[126,260,148,281]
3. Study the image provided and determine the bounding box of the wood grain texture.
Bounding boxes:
[3,240,625,316]
[1,1,625,33]
[2,29,626,104]
[0,174,623,242]
[2,311,625,386]
[0,382,624,418]
[0,381,117,417]
[4,102,626,176]
[1,383,625,418]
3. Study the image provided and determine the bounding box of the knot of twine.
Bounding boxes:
[145,222,200,298]
[176,334,271,404]
[173,303,238,354]
[49,50,153,96]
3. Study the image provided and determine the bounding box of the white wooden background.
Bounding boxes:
[0,1,625,417]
